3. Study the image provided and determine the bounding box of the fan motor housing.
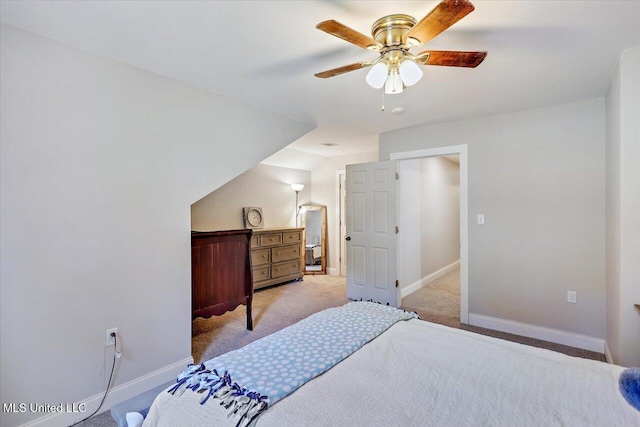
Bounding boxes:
[371,14,416,46]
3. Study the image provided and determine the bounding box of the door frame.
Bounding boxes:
[390,145,469,324]
[337,170,347,276]
[335,169,346,276]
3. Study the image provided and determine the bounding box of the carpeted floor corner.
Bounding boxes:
[74,410,117,427]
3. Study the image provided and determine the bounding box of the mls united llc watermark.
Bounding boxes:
[3,402,87,413]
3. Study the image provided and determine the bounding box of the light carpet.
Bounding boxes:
[400,266,461,328]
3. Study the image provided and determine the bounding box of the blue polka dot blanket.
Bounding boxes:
[168,302,418,427]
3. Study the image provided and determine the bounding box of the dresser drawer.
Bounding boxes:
[271,244,300,263]
[252,266,270,282]
[282,231,302,244]
[259,233,282,247]
[250,228,303,289]
[251,248,270,266]
[271,260,301,279]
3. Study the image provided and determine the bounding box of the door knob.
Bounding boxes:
[345,236,351,241]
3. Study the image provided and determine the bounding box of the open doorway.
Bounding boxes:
[338,145,468,321]
[396,155,461,327]
[391,144,469,324]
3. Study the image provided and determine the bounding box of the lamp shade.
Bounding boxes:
[365,62,388,89]
[291,183,304,192]
[399,59,423,86]
[384,71,403,94]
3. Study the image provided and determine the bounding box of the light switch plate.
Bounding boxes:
[477,214,485,225]
[567,291,577,304]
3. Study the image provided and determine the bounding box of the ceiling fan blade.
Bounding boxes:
[416,50,487,68]
[403,0,475,46]
[316,20,383,51]
[315,62,370,78]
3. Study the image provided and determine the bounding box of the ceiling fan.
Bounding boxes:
[314,0,487,95]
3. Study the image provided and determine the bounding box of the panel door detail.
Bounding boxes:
[345,160,398,306]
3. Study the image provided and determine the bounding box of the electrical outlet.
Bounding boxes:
[105,328,118,346]
[567,291,577,304]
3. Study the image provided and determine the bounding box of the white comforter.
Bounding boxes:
[144,319,639,426]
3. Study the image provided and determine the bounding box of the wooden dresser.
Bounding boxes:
[251,227,304,290]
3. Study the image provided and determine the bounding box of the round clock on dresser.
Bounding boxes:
[243,207,264,229]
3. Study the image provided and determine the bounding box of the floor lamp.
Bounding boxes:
[291,183,304,226]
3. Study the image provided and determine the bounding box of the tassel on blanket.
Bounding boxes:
[168,364,269,427]
[355,298,420,319]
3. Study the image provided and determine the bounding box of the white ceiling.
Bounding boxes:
[2,1,639,158]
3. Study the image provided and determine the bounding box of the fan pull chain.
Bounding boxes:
[381,88,385,111]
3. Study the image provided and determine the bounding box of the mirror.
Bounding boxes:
[301,205,327,275]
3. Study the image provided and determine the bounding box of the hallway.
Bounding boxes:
[401,267,461,328]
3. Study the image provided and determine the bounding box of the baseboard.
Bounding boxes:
[21,356,193,427]
[328,267,338,276]
[468,313,605,354]
[401,260,460,299]
[604,342,613,364]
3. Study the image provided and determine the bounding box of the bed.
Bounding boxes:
[143,302,639,427]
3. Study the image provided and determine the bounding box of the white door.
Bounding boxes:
[346,160,398,306]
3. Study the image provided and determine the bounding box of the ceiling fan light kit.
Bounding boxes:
[315,0,487,97]
[366,56,423,94]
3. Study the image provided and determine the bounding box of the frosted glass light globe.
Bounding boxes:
[399,59,423,86]
[365,62,389,89]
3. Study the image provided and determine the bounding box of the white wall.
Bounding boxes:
[419,157,460,277]
[605,49,622,365]
[606,46,640,367]
[397,159,423,289]
[0,25,313,426]
[310,151,379,275]
[191,164,310,231]
[381,98,606,340]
